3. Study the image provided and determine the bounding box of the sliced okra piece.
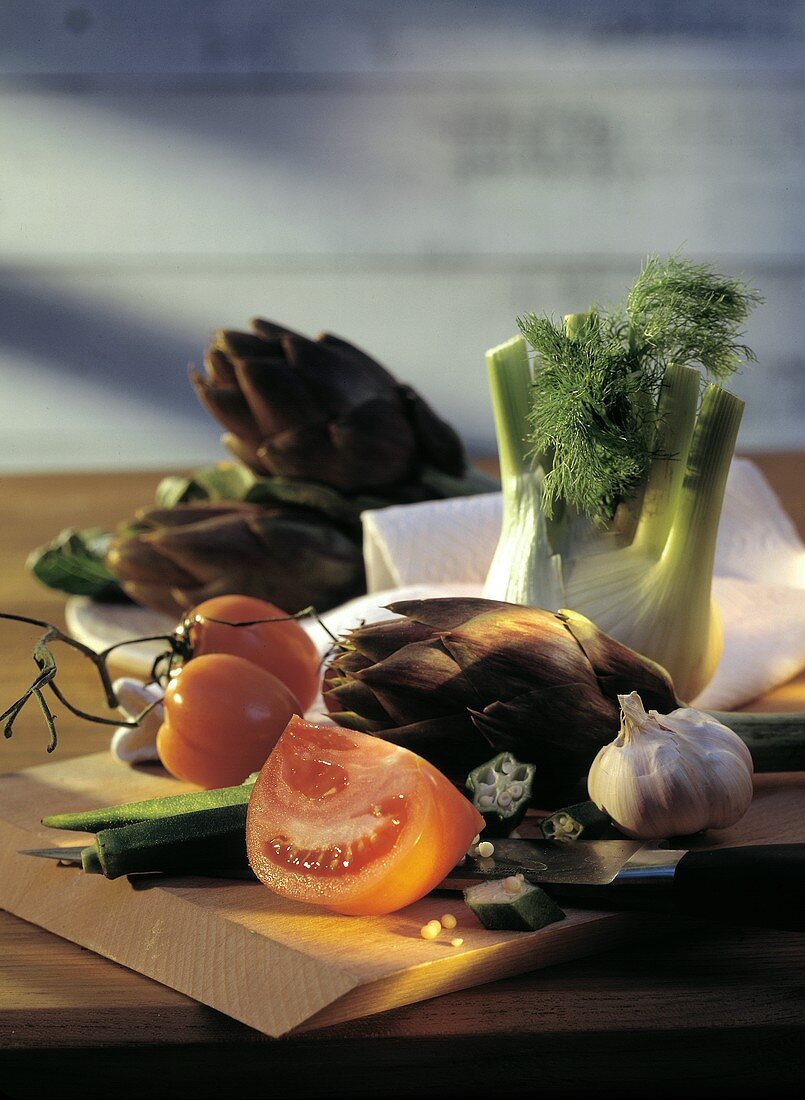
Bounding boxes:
[464,876,565,932]
[539,800,613,842]
[466,752,536,837]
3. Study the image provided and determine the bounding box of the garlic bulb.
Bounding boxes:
[587,691,754,840]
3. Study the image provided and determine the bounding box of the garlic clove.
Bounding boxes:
[110,678,164,764]
[110,724,162,765]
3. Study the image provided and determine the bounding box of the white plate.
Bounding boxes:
[65,582,481,682]
[65,597,177,679]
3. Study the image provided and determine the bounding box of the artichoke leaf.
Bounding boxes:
[27,527,126,600]
[243,476,385,528]
[417,464,500,499]
[155,462,259,508]
[155,461,387,529]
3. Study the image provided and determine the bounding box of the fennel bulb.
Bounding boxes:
[483,255,760,701]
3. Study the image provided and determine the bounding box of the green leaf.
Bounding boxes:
[627,253,762,380]
[155,461,379,527]
[193,462,260,501]
[27,528,126,600]
[519,312,654,520]
[152,460,499,532]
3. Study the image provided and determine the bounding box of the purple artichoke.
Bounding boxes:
[106,500,364,619]
[323,597,679,805]
[190,319,467,498]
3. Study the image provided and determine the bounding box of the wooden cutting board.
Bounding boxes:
[1,753,801,1038]
[0,753,647,1036]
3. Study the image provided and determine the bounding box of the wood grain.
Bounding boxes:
[0,463,803,1098]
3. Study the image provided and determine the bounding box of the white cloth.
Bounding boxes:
[356,459,805,710]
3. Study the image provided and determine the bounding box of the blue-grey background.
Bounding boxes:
[1,0,803,471]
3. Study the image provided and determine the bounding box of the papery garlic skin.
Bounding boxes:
[587,691,753,840]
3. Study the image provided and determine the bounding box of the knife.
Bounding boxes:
[439,838,805,931]
[21,840,804,930]
[19,847,255,881]
[21,846,90,864]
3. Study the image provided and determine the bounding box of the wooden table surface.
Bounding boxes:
[1,458,804,1100]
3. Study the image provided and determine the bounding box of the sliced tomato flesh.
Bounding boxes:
[246,716,484,916]
[263,796,403,878]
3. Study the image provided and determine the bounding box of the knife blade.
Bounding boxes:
[20,846,87,864]
[441,837,651,890]
[439,838,805,931]
[19,847,256,883]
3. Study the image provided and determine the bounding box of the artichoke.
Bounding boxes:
[323,597,678,805]
[29,319,496,618]
[190,319,467,498]
[106,500,364,619]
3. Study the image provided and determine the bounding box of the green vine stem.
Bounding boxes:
[0,605,330,754]
[0,612,174,752]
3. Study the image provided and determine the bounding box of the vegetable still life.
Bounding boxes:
[2,252,805,1037]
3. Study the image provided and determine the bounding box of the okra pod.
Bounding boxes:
[710,712,805,773]
[94,803,251,880]
[42,774,257,833]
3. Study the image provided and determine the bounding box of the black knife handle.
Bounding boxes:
[673,845,805,931]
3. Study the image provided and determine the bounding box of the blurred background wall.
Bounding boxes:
[0,0,803,472]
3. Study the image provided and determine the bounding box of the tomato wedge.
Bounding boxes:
[246,717,484,916]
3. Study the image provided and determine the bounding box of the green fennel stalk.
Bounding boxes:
[483,255,761,701]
